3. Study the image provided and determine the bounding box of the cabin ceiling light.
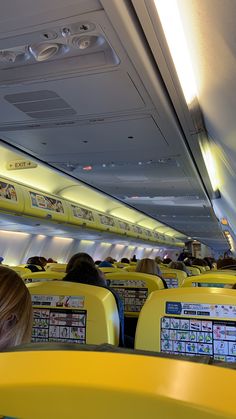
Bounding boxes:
[154,0,198,105]
[29,43,60,62]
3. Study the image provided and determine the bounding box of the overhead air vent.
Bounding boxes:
[4,90,76,119]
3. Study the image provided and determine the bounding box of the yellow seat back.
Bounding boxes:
[205,266,210,271]
[46,263,67,273]
[10,266,32,277]
[105,271,164,317]
[114,262,129,268]
[188,266,201,276]
[192,265,206,273]
[99,267,123,274]
[22,271,65,283]
[123,265,136,272]
[183,272,236,288]
[135,287,236,362]
[27,281,119,345]
[2,350,236,419]
[161,269,187,287]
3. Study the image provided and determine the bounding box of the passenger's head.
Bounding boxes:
[66,253,94,273]
[94,260,102,266]
[27,256,47,268]
[0,267,33,350]
[47,258,57,264]
[64,261,106,287]
[120,258,130,264]
[98,261,114,268]
[192,258,207,267]
[217,257,236,270]
[169,261,189,273]
[131,255,137,262]
[155,256,162,265]
[105,256,114,264]
[136,258,161,276]
[162,258,172,265]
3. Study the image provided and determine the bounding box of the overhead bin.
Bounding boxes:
[0,175,183,247]
[67,201,100,229]
[0,177,24,214]
[97,212,119,234]
[22,187,68,222]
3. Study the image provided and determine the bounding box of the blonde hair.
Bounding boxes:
[0,266,33,350]
[136,258,160,276]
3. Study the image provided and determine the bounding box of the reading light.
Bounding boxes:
[72,35,104,50]
[154,0,198,105]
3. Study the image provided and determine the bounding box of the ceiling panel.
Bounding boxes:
[0,0,228,251]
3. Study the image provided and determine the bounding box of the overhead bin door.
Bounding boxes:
[0,177,24,214]
[23,187,68,222]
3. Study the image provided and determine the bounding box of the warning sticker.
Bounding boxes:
[31,294,84,308]
[32,308,87,344]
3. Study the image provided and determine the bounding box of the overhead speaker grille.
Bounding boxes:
[4,90,76,119]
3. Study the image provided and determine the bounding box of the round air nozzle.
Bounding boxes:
[29,43,60,62]
[71,35,104,50]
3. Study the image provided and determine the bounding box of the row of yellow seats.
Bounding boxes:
[1,347,235,419]
[21,269,236,355]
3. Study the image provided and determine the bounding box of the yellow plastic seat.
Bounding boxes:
[192,265,206,273]
[114,262,129,268]
[45,263,67,273]
[99,267,123,274]
[161,269,187,287]
[135,287,236,362]
[183,272,236,288]
[2,350,236,419]
[27,281,119,345]
[123,265,136,272]
[22,271,65,283]
[188,266,201,276]
[205,266,210,271]
[105,271,164,317]
[10,266,32,277]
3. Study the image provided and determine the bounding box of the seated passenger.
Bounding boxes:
[98,260,114,268]
[0,266,32,350]
[64,261,124,346]
[217,257,236,270]
[26,256,47,272]
[154,256,162,265]
[168,261,190,276]
[192,258,208,267]
[94,260,102,266]
[162,257,172,265]
[105,256,115,264]
[131,255,137,262]
[135,258,167,288]
[120,257,130,264]
[66,252,94,273]
[47,258,57,263]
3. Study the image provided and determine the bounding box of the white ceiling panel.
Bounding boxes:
[1,115,168,163]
